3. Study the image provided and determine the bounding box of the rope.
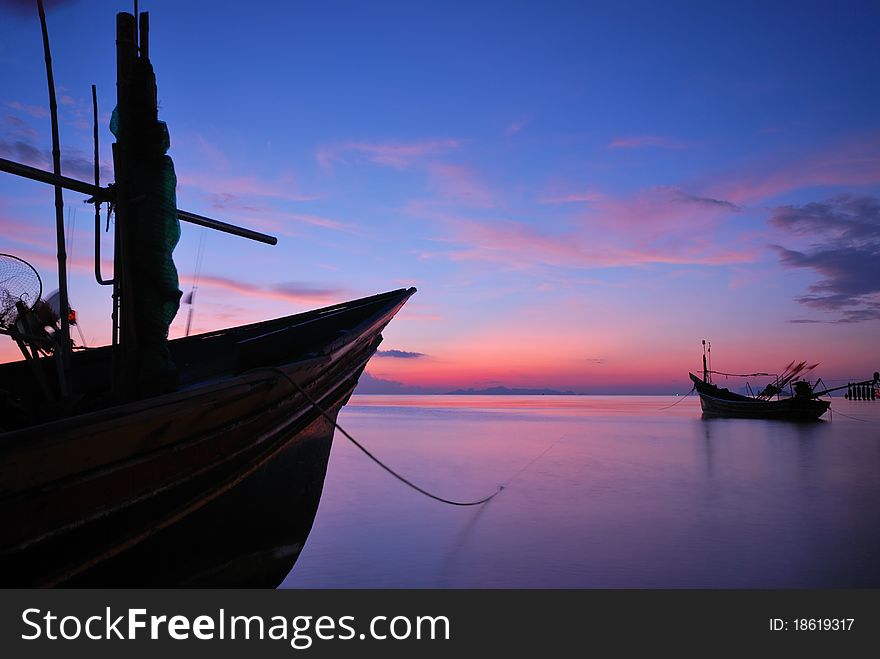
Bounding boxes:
[658,385,696,410]
[184,228,207,337]
[501,434,566,486]
[828,406,870,423]
[59,207,91,348]
[192,227,207,290]
[65,206,77,261]
[709,370,775,378]
[248,366,503,506]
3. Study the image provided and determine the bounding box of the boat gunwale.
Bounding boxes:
[0,287,415,448]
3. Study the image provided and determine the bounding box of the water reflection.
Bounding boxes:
[282,395,880,588]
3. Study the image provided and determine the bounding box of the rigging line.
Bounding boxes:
[73,321,87,348]
[192,227,207,290]
[828,406,870,423]
[65,206,76,259]
[63,206,86,347]
[709,370,775,378]
[195,233,206,286]
[184,228,207,337]
[658,385,696,411]
[248,366,503,506]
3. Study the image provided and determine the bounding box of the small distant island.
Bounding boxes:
[445,386,577,396]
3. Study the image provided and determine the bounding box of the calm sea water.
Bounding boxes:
[281,395,880,588]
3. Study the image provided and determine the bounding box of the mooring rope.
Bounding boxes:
[248,366,503,506]
[658,385,696,410]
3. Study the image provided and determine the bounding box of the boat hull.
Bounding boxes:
[689,373,829,421]
[64,381,348,588]
[0,288,415,587]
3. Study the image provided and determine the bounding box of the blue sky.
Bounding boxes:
[1,0,879,392]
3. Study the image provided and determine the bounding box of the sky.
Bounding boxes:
[0,0,878,393]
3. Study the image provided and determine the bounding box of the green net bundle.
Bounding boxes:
[111,53,182,395]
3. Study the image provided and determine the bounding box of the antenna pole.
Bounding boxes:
[707,341,712,383]
[37,0,70,397]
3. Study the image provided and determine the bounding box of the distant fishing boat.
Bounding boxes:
[689,373,831,421]
[0,7,414,586]
[689,341,878,422]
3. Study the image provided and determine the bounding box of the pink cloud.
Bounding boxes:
[316,138,462,170]
[178,171,318,203]
[0,241,345,310]
[193,135,231,170]
[199,206,356,238]
[5,100,49,119]
[0,215,57,252]
[539,190,604,204]
[176,132,317,204]
[2,114,38,140]
[427,163,496,208]
[176,149,350,233]
[588,186,741,240]
[708,134,880,205]
[608,135,688,149]
[422,212,753,270]
[193,274,344,306]
[506,119,528,135]
[0,242,113,281]
[283,213,356,232]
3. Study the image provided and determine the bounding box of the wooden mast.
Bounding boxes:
[113,11,138,398]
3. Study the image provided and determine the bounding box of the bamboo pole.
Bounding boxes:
[36,0,70,397]
[0,157,278,245]
[814,375,879,398]
[0,157,108,198]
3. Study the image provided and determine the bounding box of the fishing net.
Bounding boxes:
[110,51,182,394]
[0,254,42,332]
